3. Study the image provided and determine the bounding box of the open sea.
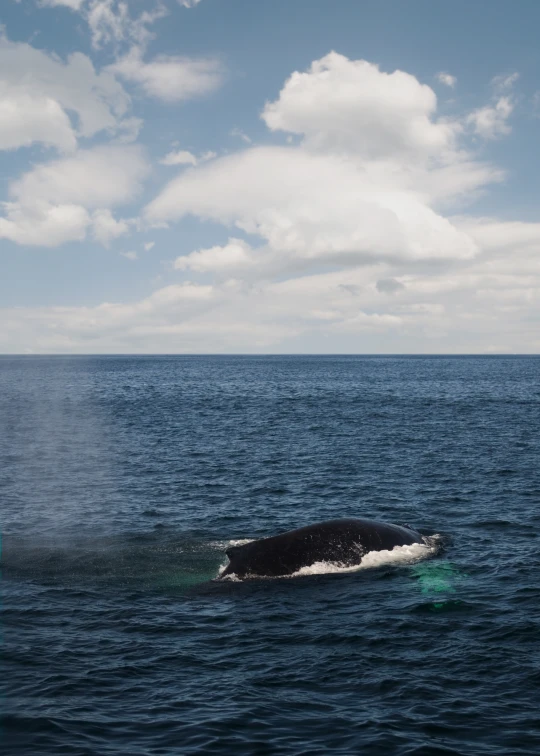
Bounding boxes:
[1,355,539,755]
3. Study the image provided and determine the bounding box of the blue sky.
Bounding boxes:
[2,0,540,352]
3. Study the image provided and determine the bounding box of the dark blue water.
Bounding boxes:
[2,356,539,755]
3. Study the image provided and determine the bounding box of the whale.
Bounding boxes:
[220,518,425,579]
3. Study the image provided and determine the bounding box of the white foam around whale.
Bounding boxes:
[211,538,255,551]
[217,537,439,581]
[291,539,436,577]
[227,539,255,547]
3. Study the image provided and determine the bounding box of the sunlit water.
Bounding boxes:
[1,355,539,755]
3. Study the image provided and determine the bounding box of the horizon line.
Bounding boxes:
[1,353,538,358]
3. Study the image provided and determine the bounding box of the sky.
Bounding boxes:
[1,0,540,354]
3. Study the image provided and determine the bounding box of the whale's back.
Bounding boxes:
[222,518,423,578]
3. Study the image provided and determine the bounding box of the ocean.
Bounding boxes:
[1,355,539,755]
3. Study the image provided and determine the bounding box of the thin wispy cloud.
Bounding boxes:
[436,72,457,88]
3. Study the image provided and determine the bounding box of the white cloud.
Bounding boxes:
[39,0,85,10]
[133,52,540,352]
[146,145,479,266]
[144,241,155,251]
[39,0,85,11]
[115,115,143,142]
[160,149,198,166]
[1,144,149,247]
[492,72,519,93]
[11,144,149,208]
[467,96,514,139]
[86,0,168,50]
[179,0,202,7]
[436,72,457,88]
[159,148,216,166]
[174,238,255,273]
[108,45,223,102]
[261,53,460,160]
[0,86,77,152]
[0,281,221,353]
[120,250,138,260]
[86,0,130,48]
[39,0,169,49]
[466,71,519,140]
[146,54,526,284]
[454,217,540,253]
[92,208,130,246]
[0,34,132,151]
[0,201,89,246]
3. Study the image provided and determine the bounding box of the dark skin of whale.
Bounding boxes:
[220,518,424,579]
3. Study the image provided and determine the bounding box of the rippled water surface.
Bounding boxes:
[2,355,540,755]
